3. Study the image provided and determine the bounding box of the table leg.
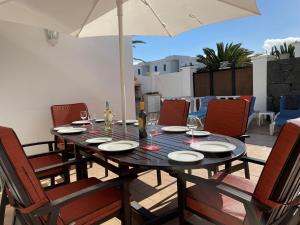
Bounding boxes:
[177,175,186,225]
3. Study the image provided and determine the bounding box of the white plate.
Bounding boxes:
[53,126,73,131]
[86,137,112,144]
[57,128,87,134]
[161,126,189,132]
[71,120,91,125]
[117,120,138,124]
[96,119,105,122]
[190,141,236,153]
[133,122,139,126]
[98,140,139,152]
[186,130,211,136]
[168,151,204,162]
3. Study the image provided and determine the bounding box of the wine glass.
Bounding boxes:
[146,113,160,150]
[89,114,97,130]
[80,111,88,121]
[187,116,198,143]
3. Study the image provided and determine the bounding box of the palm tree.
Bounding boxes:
[132,39,146,63]
[197,42,253,71]
[132,40,146,48]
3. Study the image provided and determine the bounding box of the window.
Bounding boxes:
[138,69,141,75]
[163,64,167,71]
[154,66,158,72]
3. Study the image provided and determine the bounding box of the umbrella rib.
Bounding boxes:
[76,0,101,38]
[215,0,261,15]
[140,0,172,37]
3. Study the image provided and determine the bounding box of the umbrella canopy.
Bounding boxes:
[0,0,260,131]
[0,0,260,37]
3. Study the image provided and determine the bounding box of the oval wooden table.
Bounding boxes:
[51,123,246,170]
[51,123,246,224]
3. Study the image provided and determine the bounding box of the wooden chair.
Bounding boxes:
[174,119,300,225]
[0,126,132,225]
[159,99,190,126]
[51,103,102,174]
[204,99,251,178]
[51,103,89,150]
[155,99,190,185]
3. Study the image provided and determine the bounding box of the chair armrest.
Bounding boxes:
[23,141,55,157]
[33,175,135,216]
[172,172,270,211]
[28,149,69,159]
[239,156,266,166]
[34,157,91,174]
[239,134,250,139]
[238,134,250,142]
[22,141,55,148]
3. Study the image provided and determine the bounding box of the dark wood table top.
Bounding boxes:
[51,123,246,170]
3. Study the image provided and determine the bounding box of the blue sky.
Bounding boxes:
[133,0,300,62]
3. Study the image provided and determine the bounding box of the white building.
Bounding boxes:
[134,55,203,76]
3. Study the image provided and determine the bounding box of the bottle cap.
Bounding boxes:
[140,101,145,110]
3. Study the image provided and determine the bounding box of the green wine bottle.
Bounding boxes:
[138,101,147,138]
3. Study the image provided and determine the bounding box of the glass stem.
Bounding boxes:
[192,129,194,142]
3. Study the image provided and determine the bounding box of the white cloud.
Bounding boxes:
[263,37,300,53]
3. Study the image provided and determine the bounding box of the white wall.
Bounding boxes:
[138,67,195,98]
[293,42,300,57]
[0,21,135,149]
[252,55,276,112]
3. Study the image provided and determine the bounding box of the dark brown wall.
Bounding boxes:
[193,66,253,97]
[236,67,253,95]
[213,70,232,96]
[267,57,300,112]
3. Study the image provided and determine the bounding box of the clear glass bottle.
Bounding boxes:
[138,101,147,138]
[104,101,113,131]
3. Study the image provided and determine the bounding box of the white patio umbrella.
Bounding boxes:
[0,0,260,131]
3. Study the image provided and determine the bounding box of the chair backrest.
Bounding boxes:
[51,103,89,127]
[159,100,190,126]
[200,96,216,108]
[253,119,300,223]
[0,126,48,224]
[204,99,250,137]
[239,96,256,116]
[279,96,300,116]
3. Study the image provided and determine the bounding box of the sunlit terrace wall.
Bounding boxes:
[0,21,135,152]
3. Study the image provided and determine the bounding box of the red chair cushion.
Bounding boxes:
[45,178,122,225]
[254,119,300,207]
[204,99,250,138]
[186,172,257,225]
[0,127,48,204]
[158,100,190,126]
[29,154,63,178]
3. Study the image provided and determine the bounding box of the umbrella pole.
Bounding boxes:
[117,0,127,133]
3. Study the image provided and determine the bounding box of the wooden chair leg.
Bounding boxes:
[105,159,109,177]
[156,169,162,186]
[187,169,192,175]
[244,161,250,179]
[225,163,231,173]
[207,169,213,178]
[50,176,55,186]
[63,171,70,184]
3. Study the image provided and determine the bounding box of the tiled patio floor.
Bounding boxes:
[2,123,277,225]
